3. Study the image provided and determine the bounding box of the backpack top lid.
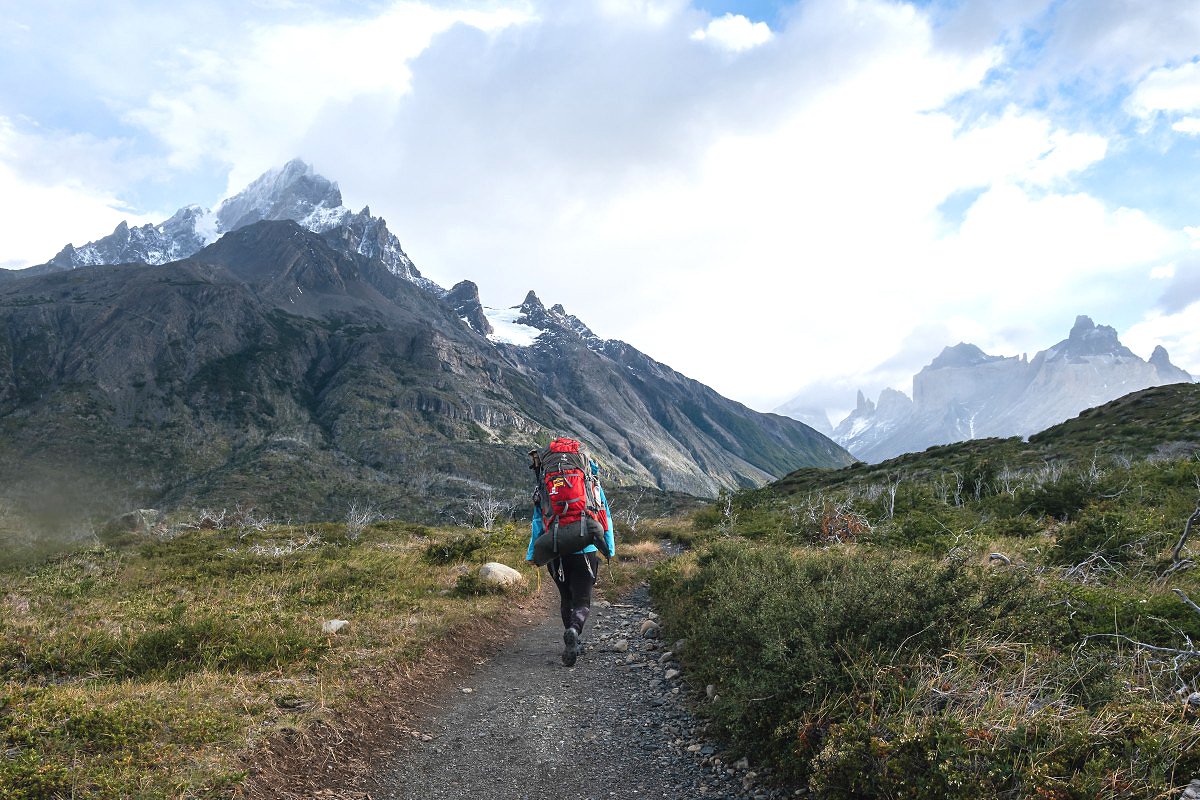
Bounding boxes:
[548,437,581,454]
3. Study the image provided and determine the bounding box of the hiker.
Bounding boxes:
[526,438,616,667]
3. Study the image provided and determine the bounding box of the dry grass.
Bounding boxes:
[0,521,539,799]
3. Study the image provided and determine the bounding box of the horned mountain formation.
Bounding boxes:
[780,316,1192,463]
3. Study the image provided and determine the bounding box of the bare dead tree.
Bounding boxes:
[467,489,513,532]
[616,486,648,538]
[345,501,381,541]
[718,491,736,536]
[1082,452,1106,487]
[406,468,439,498]
[885,471,902,520]
[933,474,951,505]
[997,464,1019,497]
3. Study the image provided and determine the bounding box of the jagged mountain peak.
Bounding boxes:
[1050,314,1135,361]
[549,303,598,341]
[1148,343,1193,383]
[215,159,342,233]
[521,290,545,311]
[876,387,914,415]
[517,290,554,331]
[1069,314,1098,338]
[447,279,482,304]
[27,159,437,292]
[927,342,1002,370]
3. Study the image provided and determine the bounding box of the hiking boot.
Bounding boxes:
[562,627,581,667]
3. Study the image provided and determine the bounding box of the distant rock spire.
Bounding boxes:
[446,280,492,336]
[855,390,875,414]
[1149,344,1193,382]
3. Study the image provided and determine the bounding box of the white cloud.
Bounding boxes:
[1174,116,1200,134]
[1129,60,1200,118]
[1125,302,1200,377]
[945,108,1108,189]
[124,2,536,190]
[1151,263,1177,280]
[598,0,688,25]
[0,118,153,268]
[1036,0,1200,86]
[690,13,773,52]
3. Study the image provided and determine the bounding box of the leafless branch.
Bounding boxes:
[1170,498,1200,564]
[345,501,381,541]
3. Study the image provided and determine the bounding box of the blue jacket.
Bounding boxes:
[526,481,616,560]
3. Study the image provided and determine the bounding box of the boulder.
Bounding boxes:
[322,619,350,634]
[478,562,525,589]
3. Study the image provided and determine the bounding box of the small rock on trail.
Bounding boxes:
[366,585,786,799]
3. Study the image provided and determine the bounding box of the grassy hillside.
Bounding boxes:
[0,514,672,799]
[652,384,1200,798]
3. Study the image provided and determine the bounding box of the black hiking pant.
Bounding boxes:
[549,552,600,634]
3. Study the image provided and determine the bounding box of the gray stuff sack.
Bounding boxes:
[531,516,606,567]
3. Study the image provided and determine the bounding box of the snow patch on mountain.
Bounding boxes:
[484,306,543,347]
[193,207,221,245]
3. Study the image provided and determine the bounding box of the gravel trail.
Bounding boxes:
[367,584,793,800]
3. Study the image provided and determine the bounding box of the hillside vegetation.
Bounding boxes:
[0,511,669,799]
[652,384,1200,798]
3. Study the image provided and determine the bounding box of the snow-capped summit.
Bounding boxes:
[29,159,438,292]
[215,158,343,233]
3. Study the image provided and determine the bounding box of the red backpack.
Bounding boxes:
[529,437,609,564]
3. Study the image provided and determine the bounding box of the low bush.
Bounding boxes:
[652,542,1068,783]
[1052,504,1168,566]
[423,531,487,564]
[652,532,1200,796]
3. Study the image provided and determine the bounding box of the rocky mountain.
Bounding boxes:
[25,159,437,293]
[782,316,1193,463]
[0,181,851,521]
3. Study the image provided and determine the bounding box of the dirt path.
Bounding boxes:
[365,584,790,800]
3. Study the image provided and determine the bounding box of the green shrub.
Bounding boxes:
[1053,505,1166,565]
[0,750,72,800]
[810,717,977,800]
[651,543,1066,781]
[121,617,323,677]
[692,505,724,530]
[423,532,487,564]
[3,617,325,680]
[1017,473,1092,520]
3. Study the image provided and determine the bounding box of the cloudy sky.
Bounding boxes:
[3,0,1199,423]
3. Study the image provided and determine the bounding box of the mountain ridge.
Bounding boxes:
[779,315,1193,463]
[1,202,851,523]
[22,159,438,293]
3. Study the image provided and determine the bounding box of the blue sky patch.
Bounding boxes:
[692,0,788,25]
